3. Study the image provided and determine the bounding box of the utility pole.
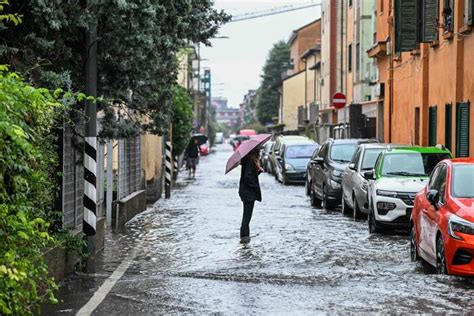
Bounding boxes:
[83,0,98,269]
[203,68,211,135]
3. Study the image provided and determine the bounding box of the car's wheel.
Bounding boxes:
[353,195,365,220]
[410,224,420,262]
[283,175,289,185]
[436,234,448,275]
[322,185,335,210]
[368,208,382,234]
[341,195,352,215]
[311,187,322,208]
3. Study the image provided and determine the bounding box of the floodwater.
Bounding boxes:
[46,144,474,315]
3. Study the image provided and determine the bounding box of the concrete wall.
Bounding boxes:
[112,190,147,229]
[282,71,306,131]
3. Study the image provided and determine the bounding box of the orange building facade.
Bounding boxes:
[369,0,473,157]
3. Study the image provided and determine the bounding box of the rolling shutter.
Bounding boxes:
[456,102,470,157]
[421,0,439,42]
[429,106,437,146]
[395,0,418,52]
[445,103,452,151]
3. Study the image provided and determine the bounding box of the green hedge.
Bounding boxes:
[0,69,62,314]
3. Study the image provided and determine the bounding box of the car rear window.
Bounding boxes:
[330,144,358,163]
[285,145,317,159]
[452,165,474,198]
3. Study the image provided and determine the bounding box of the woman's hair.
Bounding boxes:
[249,147,261,171]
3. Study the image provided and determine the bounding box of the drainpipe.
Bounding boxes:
[388,0,394,143]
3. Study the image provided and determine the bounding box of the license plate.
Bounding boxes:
[406,208,413,218]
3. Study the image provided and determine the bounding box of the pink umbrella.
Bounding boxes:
[225,134,272,174]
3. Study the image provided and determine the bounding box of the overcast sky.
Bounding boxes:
[200,0,321,108]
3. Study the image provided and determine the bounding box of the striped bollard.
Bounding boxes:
[165,141,172,199]
[84,136,97,236]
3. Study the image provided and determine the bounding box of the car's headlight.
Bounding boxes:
[329,179,341,188]
[376,190,398,198]
[285,164,294,171]
[360,181,369,192]
[448,214,474,240]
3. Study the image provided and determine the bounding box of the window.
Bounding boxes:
[349,0,352,7]
[420,0,439,42]
[355,43,360,78]
[466,0,474,25]
[445,103,452,150]
[452,165,474,198]
[285,145,318,159]
[430,165,447,204]
[428,106,437,146]
[394,0,418,52]
[348,44,353,73]
[361,148,384,170]
[330,144,358,163]
[379,0,384,14]
[442,0,454,33]
[350,147,362,165]
[456,102,470,157]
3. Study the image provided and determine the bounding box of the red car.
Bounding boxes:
[410,158,474,275]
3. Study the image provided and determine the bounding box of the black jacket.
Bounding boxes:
[185,142,199,158]
[239,157,262,202]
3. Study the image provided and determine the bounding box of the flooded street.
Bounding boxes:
[48,144,474,314]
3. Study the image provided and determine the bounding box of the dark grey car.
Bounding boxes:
[341,143,387,220]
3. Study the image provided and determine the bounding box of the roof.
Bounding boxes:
[300,44,321,60]
[384,146,452,154]
[287,18,321,46]
[358,143,388,149]
[327,138,379,145]
[283,140,318,146]
[446,158,474,165]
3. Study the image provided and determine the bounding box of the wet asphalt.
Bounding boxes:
[45,144,474,315]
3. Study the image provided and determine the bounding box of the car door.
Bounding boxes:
[343,147,361,206]
[312,143,327,197]
[419,165,446,261]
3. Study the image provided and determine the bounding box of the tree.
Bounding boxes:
[172,85,193,156]
[0,1,230,136]
[256,41,290,125]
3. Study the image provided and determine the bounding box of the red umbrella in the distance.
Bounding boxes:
[225,134,272,174]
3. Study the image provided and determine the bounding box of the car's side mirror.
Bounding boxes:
[426,189,440,209]
[312,157,324,165]
[363,170,375,180]
[348,163,356,171]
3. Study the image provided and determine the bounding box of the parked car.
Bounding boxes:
[269,135,309,177]
[307,138,377,210]
[341,143,388,220]
[276,140,319,185]
[260,141,274,173]
[365,146,452,234]
[215,132,224,144]
[410,158,474,275]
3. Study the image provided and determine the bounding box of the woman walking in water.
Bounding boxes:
[238,147,263,243]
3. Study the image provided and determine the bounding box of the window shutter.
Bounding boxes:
[429,106,437,146]
[395,0,418,52]
[445,103,452,150]
[466,0,474,25]
[456,102,470,157]
[421,0,439,42]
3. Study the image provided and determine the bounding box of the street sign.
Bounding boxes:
[332,92,346,109]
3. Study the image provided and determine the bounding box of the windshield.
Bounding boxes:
[330,144,358,163]
[285,145,317,159]
[381,153,450,177]
[361,148,384,170]
[452,165,474,198]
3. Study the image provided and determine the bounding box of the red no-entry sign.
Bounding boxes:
[332,92,346,109]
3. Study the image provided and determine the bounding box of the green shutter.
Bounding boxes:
[429,106,437,146]
[445,103,452,150]
[421,0,439,42]
[456,102,470,157]
[395,0,418,52]
[466,0,474,25]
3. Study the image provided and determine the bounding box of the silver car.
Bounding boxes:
[341,143,387,220]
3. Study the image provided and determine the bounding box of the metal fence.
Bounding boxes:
[117,136,143,200]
